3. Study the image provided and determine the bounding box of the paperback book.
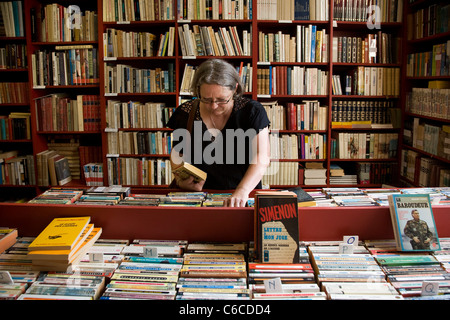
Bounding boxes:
[254,191,299,264]
[388,194,441,252]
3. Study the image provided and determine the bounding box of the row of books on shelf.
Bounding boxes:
[104,63,175,94]
[331,99,398,127]
[270,132,326,160]
[262,100,327,131]
[35,140,102,186]
[104,27,176,58]
[330,132,398,159]
[178,24,251,57]
[406,41,450,77]
[0,150,34,186]
[332,66,400,97]
[257,66,328,96]
[258,25,328,63]
[264,161,399,187]
[333,0,403,22]
[332,33,401,64]
[179,62,252,94]
[0,1,24,37]
[0,82,28,104]
[406,2,450,41]
[106,157,172,186]
[36,150,72,187]
[406,85,450,121]
[107,131,172,156]
[0,112,31,140]
[0,144,101,187]
[256,0,329,21]
[404,119,450,160]
[0,44,27,69]
[30,3,98,42]
[34,94,101,132]
[178,0,252,20]
[401,150,450,188]
[31,46,100,87]
[83,163,103,187]
[106,101,174,129]
[103,0,175,22]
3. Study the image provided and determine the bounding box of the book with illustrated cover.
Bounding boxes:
[388,194,441,252]
[172,161,207,183]
[28,217,91,251]
[254,191,299,264]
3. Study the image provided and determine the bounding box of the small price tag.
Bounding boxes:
[339,243,354,254]
[264,277,283,293]
[143,246,158,258]
[343,235,359,246]
[89,252,104,263]
[0,271,14,284]
[421,281,439,296]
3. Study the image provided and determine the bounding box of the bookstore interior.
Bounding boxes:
[1,0,450,302]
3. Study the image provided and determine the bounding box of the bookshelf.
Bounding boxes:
[0,0,448,198]
[0,0,36,200]
[400,0,450,187]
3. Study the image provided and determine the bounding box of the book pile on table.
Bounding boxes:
[375,253,450,299]
[28,188,85,204]
[26,217,102,272]
[74,186,131,205]
[100,239,186,300]
[176,242,250,300]
[434,238,450,272]
[308,240,402,300]
[247,242,324,300]
[158,192,206,206]
[118,194,164,206]
[18,271,106,300]
[0,234,38,300]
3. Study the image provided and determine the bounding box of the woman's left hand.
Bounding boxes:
[224,190,248,207]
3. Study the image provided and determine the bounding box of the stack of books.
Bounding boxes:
[18,272,106,300]
[375,254,449,299]
[176,243,250,300]
[28,188,84,204]
[26,217,102,272]
[308,241,401,300]
[101,239,185,300]
[248,250,324,300]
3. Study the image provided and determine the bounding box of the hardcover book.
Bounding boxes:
[388,194,441,252]
[28,216,91,251]
[254,191,299,264]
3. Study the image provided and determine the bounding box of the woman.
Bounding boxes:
[167,59,270,207]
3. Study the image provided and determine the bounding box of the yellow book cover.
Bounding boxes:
[29,227,102,264]
[28,216,91,251]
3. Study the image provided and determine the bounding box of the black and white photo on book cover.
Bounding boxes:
[388,194,441,252]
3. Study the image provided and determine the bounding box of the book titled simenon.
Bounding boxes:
[172,161,207,183]
[388,194,441,252]
[254,191,299,264]
[28,216,91,251]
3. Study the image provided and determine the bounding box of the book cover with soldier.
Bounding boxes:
[388,194,441,252]
[254,191,299,263]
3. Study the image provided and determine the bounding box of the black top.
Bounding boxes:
[167,97,270,190]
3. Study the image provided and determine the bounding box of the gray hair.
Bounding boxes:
[190,59,243,98]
